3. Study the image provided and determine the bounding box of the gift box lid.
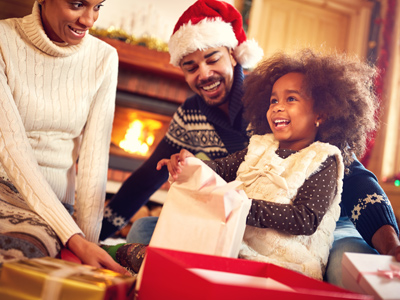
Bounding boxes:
[137,247,372,300]
[342,252,400,300]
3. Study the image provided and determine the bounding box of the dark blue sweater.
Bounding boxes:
[341,156,399,246]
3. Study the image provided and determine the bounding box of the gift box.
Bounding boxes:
[149,157,251,258]
[0,257,136,300]
[136,247,372,300]
[342,252,400,300]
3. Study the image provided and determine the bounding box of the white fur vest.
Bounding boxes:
[236,134,344,280]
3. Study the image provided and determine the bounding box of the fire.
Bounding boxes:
[119,119,162,156]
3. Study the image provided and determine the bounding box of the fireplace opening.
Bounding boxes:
[108,91,179,172]
[110,105,171,159]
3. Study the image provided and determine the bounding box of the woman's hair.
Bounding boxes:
[243,48,379,167]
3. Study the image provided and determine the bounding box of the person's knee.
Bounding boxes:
[126,216,158,244]
[325,237,378,287]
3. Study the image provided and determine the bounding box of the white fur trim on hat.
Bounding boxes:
[234,38,264,69]
[168,18,237,67]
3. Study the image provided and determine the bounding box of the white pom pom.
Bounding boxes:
[234,39,264,69]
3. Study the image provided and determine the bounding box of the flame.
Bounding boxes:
[119,119,162,156]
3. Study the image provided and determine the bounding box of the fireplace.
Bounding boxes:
[109,91,178,172]
[99,37,193,198]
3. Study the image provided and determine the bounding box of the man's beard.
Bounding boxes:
[197,76,230,107]
[203,92,229,107]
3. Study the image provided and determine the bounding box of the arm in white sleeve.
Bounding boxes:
[74,47,119,243]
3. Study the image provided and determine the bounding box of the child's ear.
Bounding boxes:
[315,115,325,127]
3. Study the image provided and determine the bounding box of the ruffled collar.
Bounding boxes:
[17,2,88,57]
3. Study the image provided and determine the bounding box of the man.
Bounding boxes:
[101,0,399,287]
[101,0,263,240]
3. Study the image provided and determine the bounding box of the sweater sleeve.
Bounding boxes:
[75,45,119,243]
[204,148,248,181]
[0,24,82,245]
[341,156,399,246]
[246,156,338,235]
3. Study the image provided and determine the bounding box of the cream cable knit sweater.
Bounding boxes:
[0,3,118,245]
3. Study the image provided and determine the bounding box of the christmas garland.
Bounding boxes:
[89,27,169,52]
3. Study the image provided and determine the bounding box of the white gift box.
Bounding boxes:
[149,157,252,258]
[342,252,400,300]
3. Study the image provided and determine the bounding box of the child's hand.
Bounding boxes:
[156,149,195,180]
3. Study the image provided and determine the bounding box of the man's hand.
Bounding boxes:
[156,149,195,180]
[371,225,400,261]
[67,234,131,275]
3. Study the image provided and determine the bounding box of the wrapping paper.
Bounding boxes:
[149,157,251,258]
[342,252,400,300]
[0,257,136,300]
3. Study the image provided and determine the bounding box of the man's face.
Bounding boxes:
[180,47,237,107]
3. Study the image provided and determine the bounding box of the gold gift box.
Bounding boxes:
[0,257,136,300]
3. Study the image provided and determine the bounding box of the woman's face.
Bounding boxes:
[266,72,321,151]
[40,0,105,45]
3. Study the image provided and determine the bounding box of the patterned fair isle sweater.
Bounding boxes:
[0,2,118,244]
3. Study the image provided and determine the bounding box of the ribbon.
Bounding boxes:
[32,258,126,300]
[376,264,400,279]
[239,162,289,191]
[356,264,400,283]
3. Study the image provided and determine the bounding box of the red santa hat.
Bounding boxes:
[168,0,263,69]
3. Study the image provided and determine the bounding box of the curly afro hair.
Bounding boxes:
[243,48,380,168]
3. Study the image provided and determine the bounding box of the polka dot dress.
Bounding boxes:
[204,148,338,235]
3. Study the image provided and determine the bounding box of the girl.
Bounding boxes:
[0,0,127,274]
[160,49,379,279]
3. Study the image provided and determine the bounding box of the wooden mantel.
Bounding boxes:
[98,37,185,82]
[98,37,192,104]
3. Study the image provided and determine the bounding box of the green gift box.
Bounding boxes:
[0,257,136,300]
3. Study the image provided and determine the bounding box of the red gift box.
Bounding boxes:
[136,247,373,300]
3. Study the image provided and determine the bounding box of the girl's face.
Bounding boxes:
[267,72,321,151]
[40,0,105,45]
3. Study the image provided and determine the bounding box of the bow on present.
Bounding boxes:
[239,162,289,191]
[32,258,128,300]
[377,264,400,279]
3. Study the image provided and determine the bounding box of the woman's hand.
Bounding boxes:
[156,149,195,180]
[67,234,131,276]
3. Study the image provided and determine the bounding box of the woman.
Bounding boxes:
[0,0,127,274]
